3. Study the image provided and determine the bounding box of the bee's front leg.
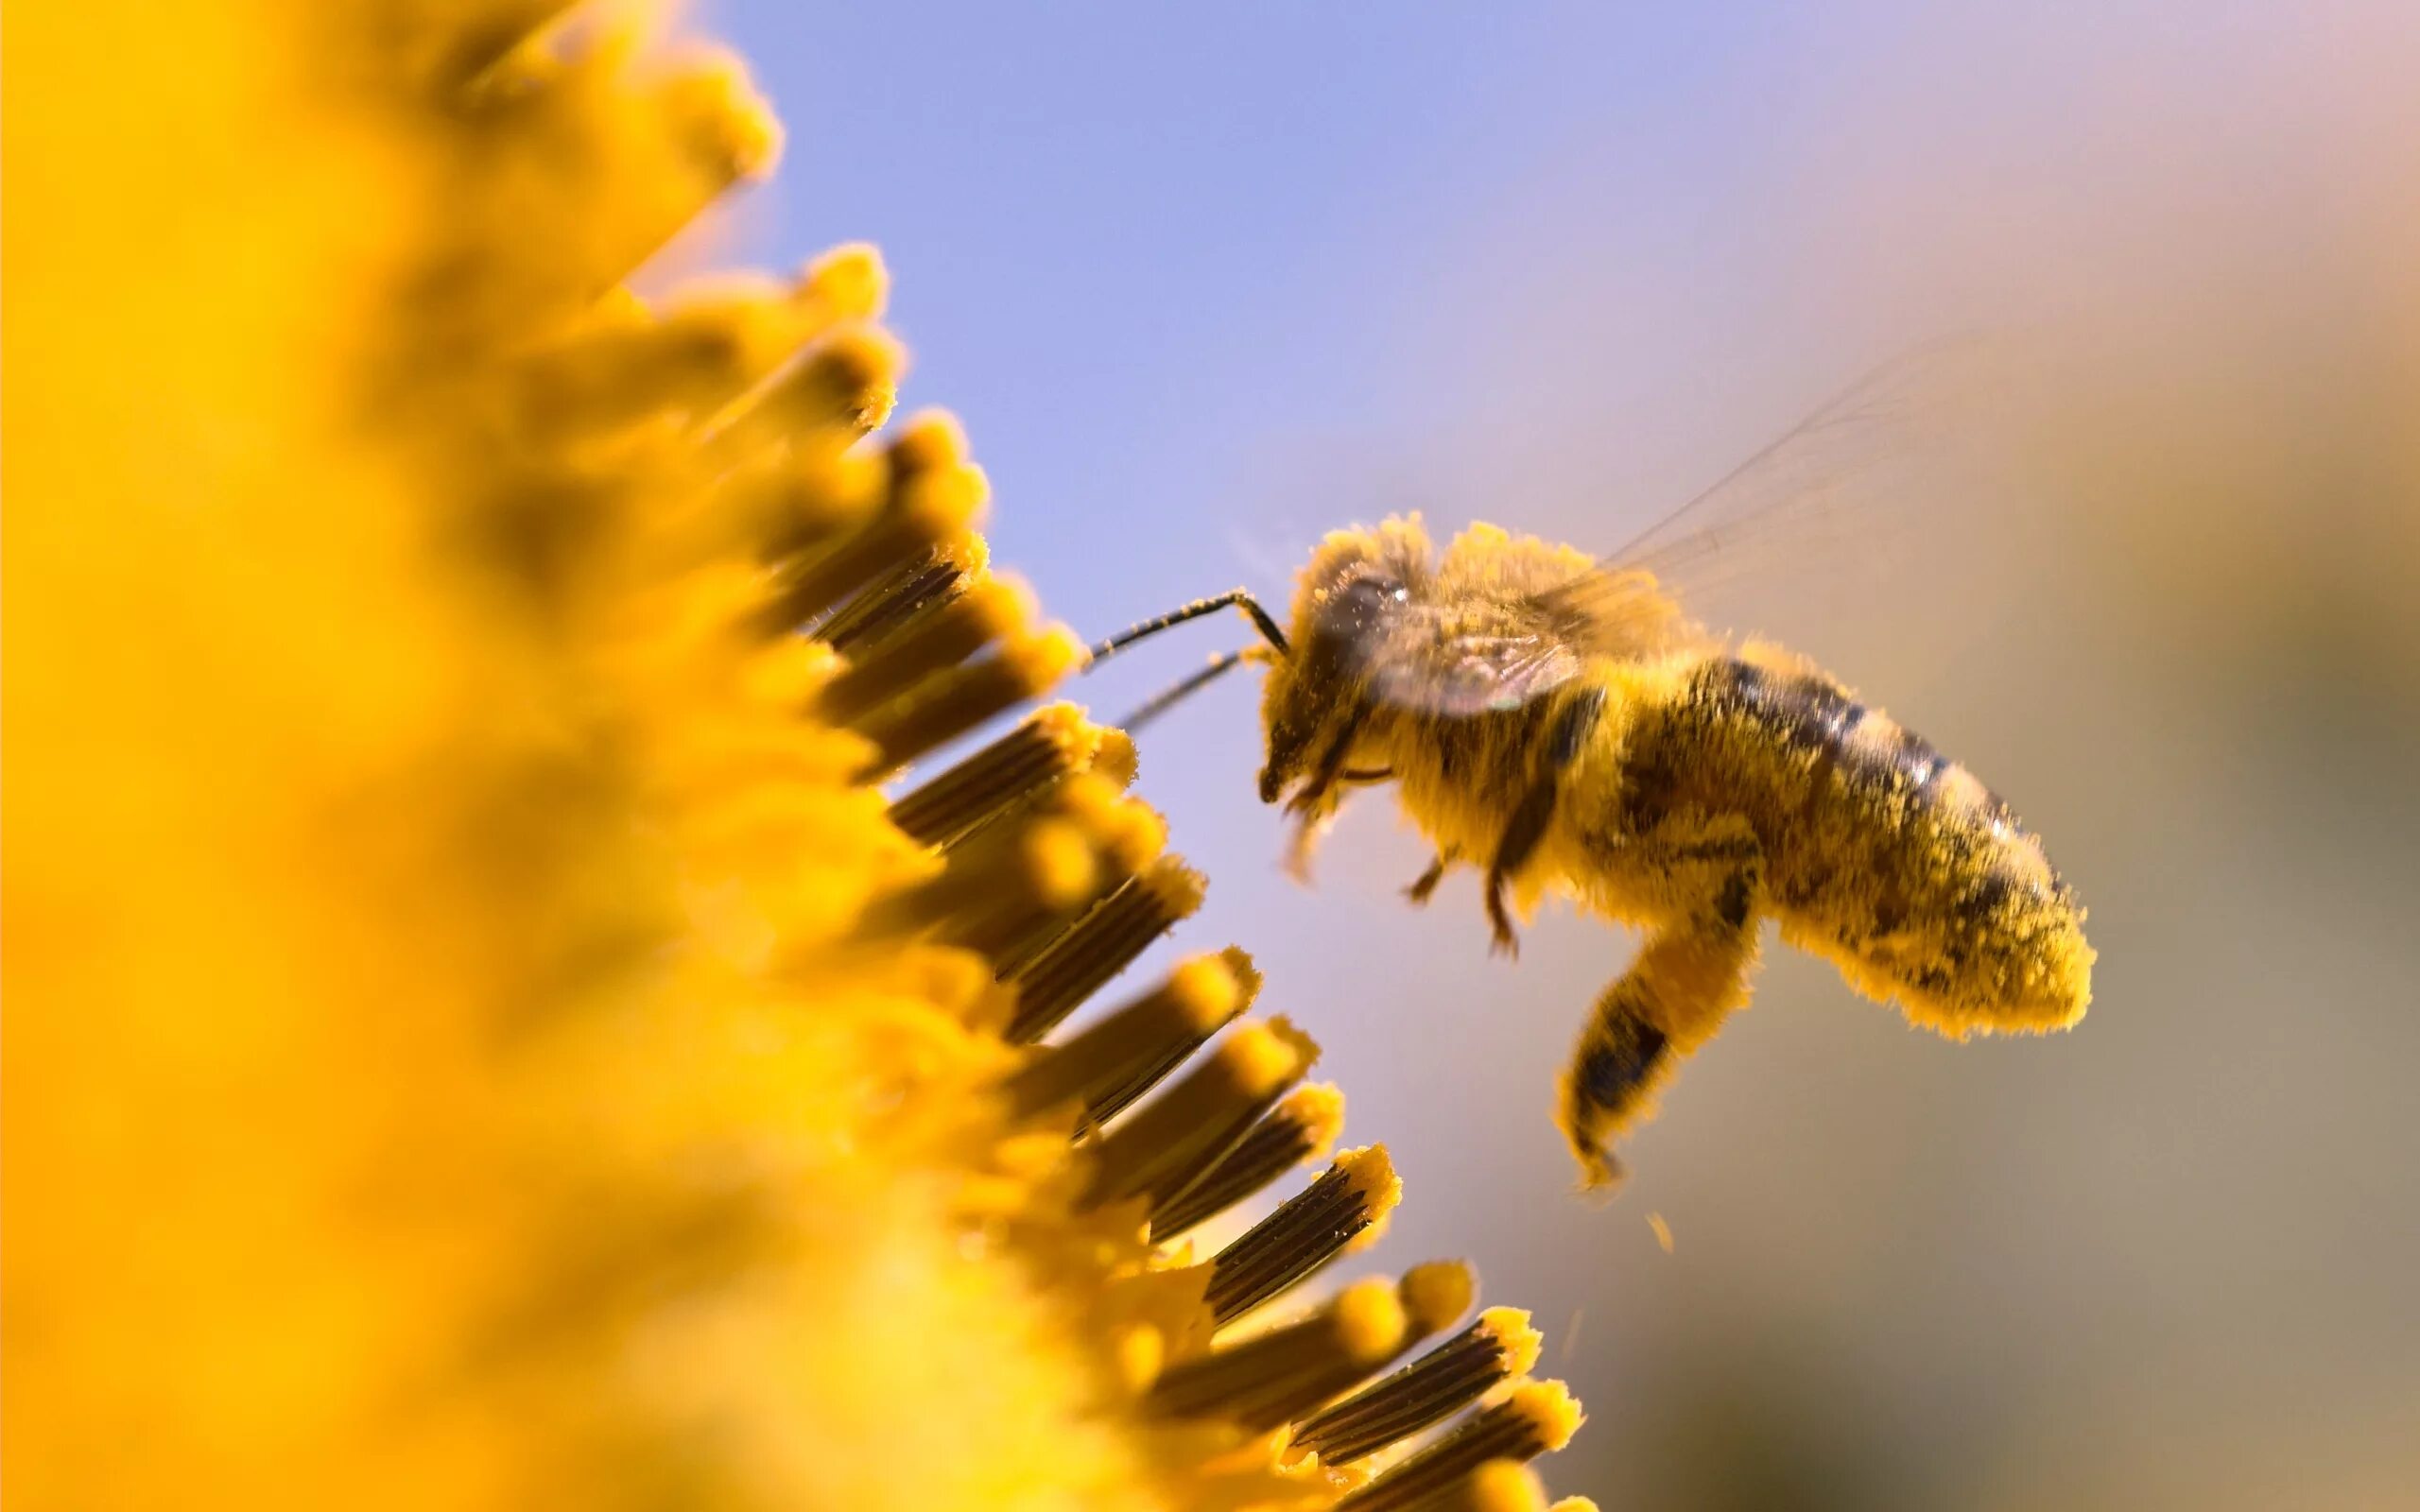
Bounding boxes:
[1405,847,1460,905]
[1483,688,1608,958]
[1279,711,1369,884]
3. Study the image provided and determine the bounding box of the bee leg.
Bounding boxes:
[1284,794,1348,884]
[1484,688,1608,959]
[1484,789,1555,957]
[1405,848,1460,906]
[1281,709,1368,822]
[1280,713,1370,884]
[1557,824,1764,1192]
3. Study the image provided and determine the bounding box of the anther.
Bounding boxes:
[813,535,988,654]
[1078,1020,1311,1212]
[548,53,780,301]
[1087,727,1140,788]
[710,326,905,483]
[1148,1081,1345,1241]
[983,782,1167,979]
[772,462,987,634]
[854,816,1098,963]
[1048,772,1168,880]
[1146,1260,1475,1436]
[693,442,887,570]
[795,243,889,328]
[1000,951,1253,1122]
[1080,947,1268,1129]
[1397,1260,1479,1339]
[556,251,877,440]
[1288,1308,1543,1467]
[759,443,891,564]
[883,407,973,477]
[940,720,1142,877]
[1145,1276,1409,1429]
[1444,1461,1552,1512]
[859,772,1166,965]
[1331,1380,1584,1512]
[655,52,784,186]
[848,627,1084,782]
[818,573,1031,726]
[885,704,1115,849]
[1002,859,1206,1044]
[1203,1146,1400,1327]
[755,413,987,634]
[510,300,767,440]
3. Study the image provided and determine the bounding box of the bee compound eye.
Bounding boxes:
[1309,571,1409,659]
[1338,574,1406,615]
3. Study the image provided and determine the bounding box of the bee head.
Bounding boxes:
[1256,517,1434,805]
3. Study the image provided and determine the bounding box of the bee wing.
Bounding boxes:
[1538,335,2028,656]
[1348,338,2028,720]
[1356,615,1587,717]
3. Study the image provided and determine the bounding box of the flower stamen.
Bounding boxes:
[821,573,1031,723]
[1150,1081,1346,1240]
[1080,1019,1311,1211]
[983,780,1165,976]
[858,815,1098,958]
[886,703,1125,848]
[1146,1276,1408,1427]
[812,534,989,655]
[849,626,1085,779]
[1204,1145,1401,1325]
[757,412,986,632]
[1002,858,1207,1043]
[1450,1460,1552,1512]
[1290,1307,1546,1467]
[1001,950,1253,1121]
[1331,1381,1584,1512]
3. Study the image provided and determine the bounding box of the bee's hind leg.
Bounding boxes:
[1558,819,1765,1192]
[1484,689,1608,957]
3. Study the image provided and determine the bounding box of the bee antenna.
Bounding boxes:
[1085,590,1289,668]
[1120,648,1269,732]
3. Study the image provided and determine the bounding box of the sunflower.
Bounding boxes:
[3,4,1591,1508]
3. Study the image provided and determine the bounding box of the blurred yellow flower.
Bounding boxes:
[3,4,1592,1508]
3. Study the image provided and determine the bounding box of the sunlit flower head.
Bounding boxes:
[4,3,1595,1507]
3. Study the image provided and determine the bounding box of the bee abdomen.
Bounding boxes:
[1697,657,1996,816]
[1665,656,2089,1032]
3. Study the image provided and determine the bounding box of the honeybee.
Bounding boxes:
[1087,359,2095,1190]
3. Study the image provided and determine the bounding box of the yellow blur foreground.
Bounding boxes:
[3,5,1591,1508]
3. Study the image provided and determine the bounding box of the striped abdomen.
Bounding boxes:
[1620,653,2092,1034]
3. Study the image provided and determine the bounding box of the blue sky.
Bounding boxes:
[711,2,1844,589]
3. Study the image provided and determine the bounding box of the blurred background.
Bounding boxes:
[710,3,2419,1505]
